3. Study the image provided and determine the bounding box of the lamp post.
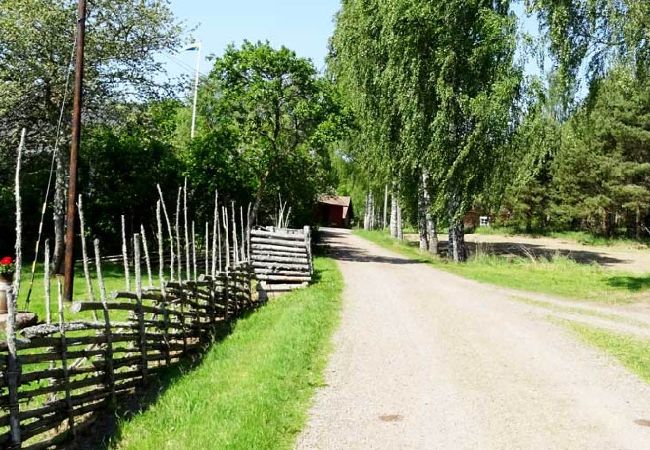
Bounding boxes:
[185,41,201,139]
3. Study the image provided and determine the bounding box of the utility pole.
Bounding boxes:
[185,41,202,139]
[63,0,87,301]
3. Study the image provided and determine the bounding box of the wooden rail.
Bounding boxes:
[0,263,257,449]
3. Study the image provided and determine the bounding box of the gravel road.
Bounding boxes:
[295,228,650,450]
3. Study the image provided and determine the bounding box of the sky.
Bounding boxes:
[164,0,341,80]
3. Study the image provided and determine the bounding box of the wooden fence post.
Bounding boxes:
[141,224,154,288]
[133,235,148,384]
[5,287,21,448]
[57,278,76,437]
[121,215,130,291]
[304,226,313,275]
[94,239,116,407]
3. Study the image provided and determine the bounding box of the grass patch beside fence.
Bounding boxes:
[112,257,343,450]
[355,230,650,303]
[562,321,650,384]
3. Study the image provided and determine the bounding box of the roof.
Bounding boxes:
[317,195,351,207]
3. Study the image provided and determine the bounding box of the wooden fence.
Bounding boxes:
[251,226,313,294]
[0,254,258,449]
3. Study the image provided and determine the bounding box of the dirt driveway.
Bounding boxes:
[406,232,650,273]
[296,228,650,450]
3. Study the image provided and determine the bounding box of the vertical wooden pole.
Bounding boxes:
[5,286,21,447]
[57,277,76,436]
[304,226,313,275]
[156,201,164,284]
[156,185,175,281]
[246,203,251,262]
[155,205,171,366]
[140,224,154,288]
[121,215,130,291]
[175,187,182,282]
[14,129,25,301]
[191,221,197,281]
[77,195,94,303]
[133,235,148,384]
[211,191,219,277]
[63,0,87,300]
[222,207,230,270]
[205,222,209,277]
[44,240,52,324]
[239,206,245,263]
[217,202,222,273]
[183,179,190,281]
[94,239,115,407]
[231,202,238,266]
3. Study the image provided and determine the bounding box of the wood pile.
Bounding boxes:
[250,226,313,294]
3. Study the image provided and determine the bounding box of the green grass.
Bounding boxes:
[563,321,650,384]
[112,257,343,450]
[355,229,650,303]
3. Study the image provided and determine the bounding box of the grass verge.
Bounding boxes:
[354,229,650,303]
[562,320,650,384]
[112,257,343,450]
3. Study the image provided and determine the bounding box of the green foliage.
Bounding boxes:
[112,257,343,450]
[501,65,650,238]
[192,41,347,225]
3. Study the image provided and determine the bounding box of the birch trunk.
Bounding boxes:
[383,184,388,229]
[448,221,467,262]
[396,198,403,241]
[363,192,370,231]
[417,172,429,251]
[389,184,398,238]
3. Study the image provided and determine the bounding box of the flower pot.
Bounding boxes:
[0,274,13,315]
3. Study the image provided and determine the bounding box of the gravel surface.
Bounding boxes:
[295,228,650,450]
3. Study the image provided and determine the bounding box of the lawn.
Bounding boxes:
[355,229,650,303]
[111,256,343,450]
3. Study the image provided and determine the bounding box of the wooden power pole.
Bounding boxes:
[64,0,87,301]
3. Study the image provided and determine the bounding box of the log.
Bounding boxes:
[251,261,310,271]
[251,244,307,254]
[250,237,306,248]
[252,269,310,276]
[255,274,311,282]
[250,229,305,241]
[251,254,309,264]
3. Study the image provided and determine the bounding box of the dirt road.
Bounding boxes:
[405,232,650,273]
[296,228,650,450]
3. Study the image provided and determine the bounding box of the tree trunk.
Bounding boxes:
[249,169,270,227]
[448,221,467,262]
[422,170,438,255]
[418,172,429,251]
[390,182,398,238]
[383,185,388,229]
[396,196,403,241]
[52,149,67,275]
[636,205,641,240]
[363,192,370,230]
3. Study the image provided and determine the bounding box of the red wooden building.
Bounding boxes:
[316,195,353,228]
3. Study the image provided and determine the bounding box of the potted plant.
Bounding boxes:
[0,256,15,314]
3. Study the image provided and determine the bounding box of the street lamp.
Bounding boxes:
[185,41,201,139]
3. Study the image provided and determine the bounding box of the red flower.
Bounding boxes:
[0,257,13,266]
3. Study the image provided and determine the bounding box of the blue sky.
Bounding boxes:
[163,1,546,89]
[164,0,341,80]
